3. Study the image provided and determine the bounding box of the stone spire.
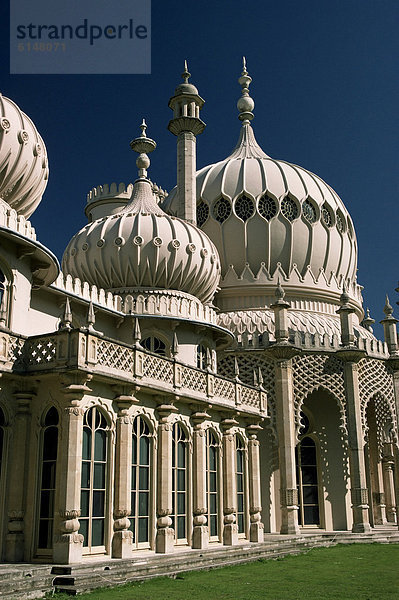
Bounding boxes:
[168,61,206,224]
[130,118,156,180]
[380,294,399,356]
[237,57,255,123]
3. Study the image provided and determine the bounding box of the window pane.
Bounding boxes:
[236,450,243,472]
[43,427,58,460]
[177,492,185,514]
[80,490,90,517]
[138,517,148,543]
[210,494,217,514]
[81,462,91,489]
[209,471,217,492]
[209,446,216,471]
[177,442,186,467]
[177,469,185,491]
[38,519,51,549]
[304,505,319,525]
[80,519,89,547]
[45,407,59,426]
[139,491,149,516]
[82,429,91,460]
[303,485,319,504]
[237,513,244,533]
[93,491,105,517]
[301,466,318,485]
[140,436,150,465]
[91,519,104,546]
[41,461,56,489]
[177,516,185,539]
[94,463,105,489]
[237,474,243,493]
[94,430,106,461]
[40,490,51,518]
[132,465,137,489]
[132,435,137,465]
[139,466,149,490]
[237,495,244,513]
[301,445,316,465]
[210,515,217,537]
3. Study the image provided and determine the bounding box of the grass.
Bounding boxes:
[50,543,399,600]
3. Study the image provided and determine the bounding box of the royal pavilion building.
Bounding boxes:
[0,61,398,582]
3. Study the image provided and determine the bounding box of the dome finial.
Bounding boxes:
[182,60,191,83]
[237,57,254,123]
[130,119,157,179]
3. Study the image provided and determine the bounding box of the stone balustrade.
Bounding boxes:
[0,329,266,417]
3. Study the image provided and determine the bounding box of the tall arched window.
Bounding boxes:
[206,430,219,539]
[80,407,109,551]
[37,407,59,551]
[0,271,5,309]
[141,336,166,356]
[236,436,245,534]
[0,407,5,480]
[130,415,152,548]
[296,412,320,526]
[171,423,188,542]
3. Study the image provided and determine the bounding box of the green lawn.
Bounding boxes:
[52,543,399,600]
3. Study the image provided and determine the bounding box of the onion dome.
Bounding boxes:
[0,93,48,218]
[163,59,362,317]
[62,121,220,304]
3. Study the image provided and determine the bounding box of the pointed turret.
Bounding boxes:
[168,61,206,224]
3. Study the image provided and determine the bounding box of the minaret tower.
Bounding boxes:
[168,61,205,224]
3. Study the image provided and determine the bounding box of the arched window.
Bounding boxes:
[196,345,207,370]
[0,407,5,479]
[141,336,166,356]
[171,423,188,542]
[130,416,152,548]
[236,436,245,534]
[206,430,219,540]
[80,407,109,551]
[37,407,59,550]
[295,412,320,526]
[0,271,5,309]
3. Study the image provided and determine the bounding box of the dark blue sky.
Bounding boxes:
[1,1,398,336]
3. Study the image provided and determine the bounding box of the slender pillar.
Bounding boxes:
[341,358,371,533]
[191,407,210,549]
[155,401,177,553]
[221,416,239,545]
[274,358,300,534]
[112,397,134,558]
[53,375,91,564]
[246,423,264,542]
[382,444,397,524]
[168,62,205,225]
[5,388,34,561]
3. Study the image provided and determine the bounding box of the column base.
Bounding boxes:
[250,522,264,543]
[386,508,397,524]
[192,525,209,549]
[5,533,24,562]
[223,523,238,546]
[352,522,372,533]
[112,530,133,558]
[155,527,174,553]
[53,533,83,564]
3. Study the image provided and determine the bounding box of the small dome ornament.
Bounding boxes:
[130,119,156,179]
[383,294,394,318]
[237,57,255,123]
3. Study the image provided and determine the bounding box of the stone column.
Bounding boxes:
[339,355,371,533]
[155,401,177,553]
[382,444,397,524]
[274,357,300,535]
[112,394,135,558]
[191,407,210,549]
[221,416,239,546]
[5,388,35,562]
[53,374,91,564]
[246,423,264,543]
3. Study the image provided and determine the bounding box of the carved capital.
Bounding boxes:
[280,488,298,508]
[351,487,369,507]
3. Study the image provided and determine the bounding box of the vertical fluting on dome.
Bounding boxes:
[168,62,206,225]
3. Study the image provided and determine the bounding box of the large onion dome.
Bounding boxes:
[62,121,221,304]
[0,93,48,218]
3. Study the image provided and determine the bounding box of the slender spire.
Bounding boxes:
[383,294,394,317]
[237,56,254,123]
[59,297,72,330]
[182,60,191,83]
[130,119,156,180]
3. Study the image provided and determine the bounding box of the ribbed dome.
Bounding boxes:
[165,120,358,289]
[0,93,48,218]
[63,124,220,304]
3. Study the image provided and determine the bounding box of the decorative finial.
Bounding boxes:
[130,119,156,179]
[362,307,375,332]
[237,57,254,123]
[340,282,350,306]
[384,294,393,317]
[59,297,72,330]
[275,277,285,301]
[182,60,191,83]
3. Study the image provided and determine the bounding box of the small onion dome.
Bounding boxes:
[172,60,200,96]
[62,121,220,304]
[164,61,359,308]
[0,93,48,218]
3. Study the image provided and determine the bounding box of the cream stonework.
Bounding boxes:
[0,61,398,567]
